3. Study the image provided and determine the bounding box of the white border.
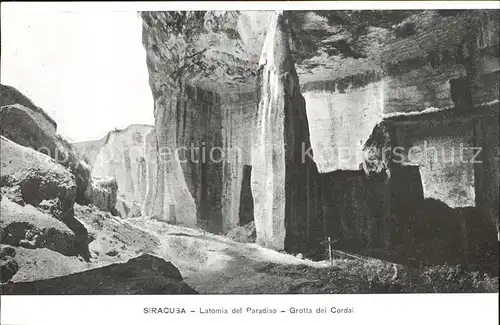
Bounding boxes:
[1,1,500,13]
[1,2,498,325]
[1,293,499,325]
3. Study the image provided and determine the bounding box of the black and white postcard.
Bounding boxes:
[1,1,499,324]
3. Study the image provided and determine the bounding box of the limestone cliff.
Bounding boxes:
[251,12,322,252]
[139,10,499,263]
[75,124,153,210]
[141,11,271,232]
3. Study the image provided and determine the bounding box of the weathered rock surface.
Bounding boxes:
[0,197,77,256]
[1,85,91,203]
[251,12,322,253]
[141,11,271,232]
[355,106,500,264]
[75,124,153,209]
[141,11,271,94]
[148,83,198,228]
[138,10,430,242]
[74,203,160,262]
[0,254,197,294]
[140,129,158,218]
[4,246,89,283]
[303,79,383,172]
[0,245,19,283]
[1,136,76,217]
[0,136,90,259]
[136,10,499,266]
[0,84,57,136]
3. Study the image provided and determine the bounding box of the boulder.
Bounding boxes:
[6,247,89,283]
[1,136,76,221]
[0,254,198,294]
[0,256,19,283]
[0,197,77,256]
[0,245,16,258]
[0,245,19,283]
[0,136,90,259]
[0,84,57,136]
[0,85,91,203]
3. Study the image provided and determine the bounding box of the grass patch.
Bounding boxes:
[258,258,499,294]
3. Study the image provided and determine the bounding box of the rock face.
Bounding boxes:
[356,106,500,264]
[0,134,89,260]
[313,10,499,264]
[0,84,57,136]
[221,97,255,231]
[303,77,384,172]
[251,12,322,253]
[1,197,77,256]
[140,11,273,233]
[137,10,499,265]
[0,85,91,204]
[75,124,153,211]
[148,83,198,228]
[141,129,158,218]
[0,254,197,295]
[1,136,76,219]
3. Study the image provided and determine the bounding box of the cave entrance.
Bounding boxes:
[238,165,254,226]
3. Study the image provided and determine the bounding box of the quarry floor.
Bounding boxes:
[9,209,498,294]
[125,218,333,294]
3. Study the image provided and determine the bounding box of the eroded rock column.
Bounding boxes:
[152,84,197,227]
[252,12,322,253]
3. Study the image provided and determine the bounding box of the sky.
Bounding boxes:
[1,7,154,142]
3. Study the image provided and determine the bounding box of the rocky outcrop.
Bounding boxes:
[1,136,76,216]
[1,85,91,204]
[351,102,499,265]
[75,124,153,209]
[141,11,272,232]
[0,84,57,135]
[0,254,197,294]
[138,10,425,243]
[0,197,77,256]
[251,12,322,253]
[138,10,498,265]
[0,136,89,259]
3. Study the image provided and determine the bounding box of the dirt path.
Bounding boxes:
[125,218,330,294]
